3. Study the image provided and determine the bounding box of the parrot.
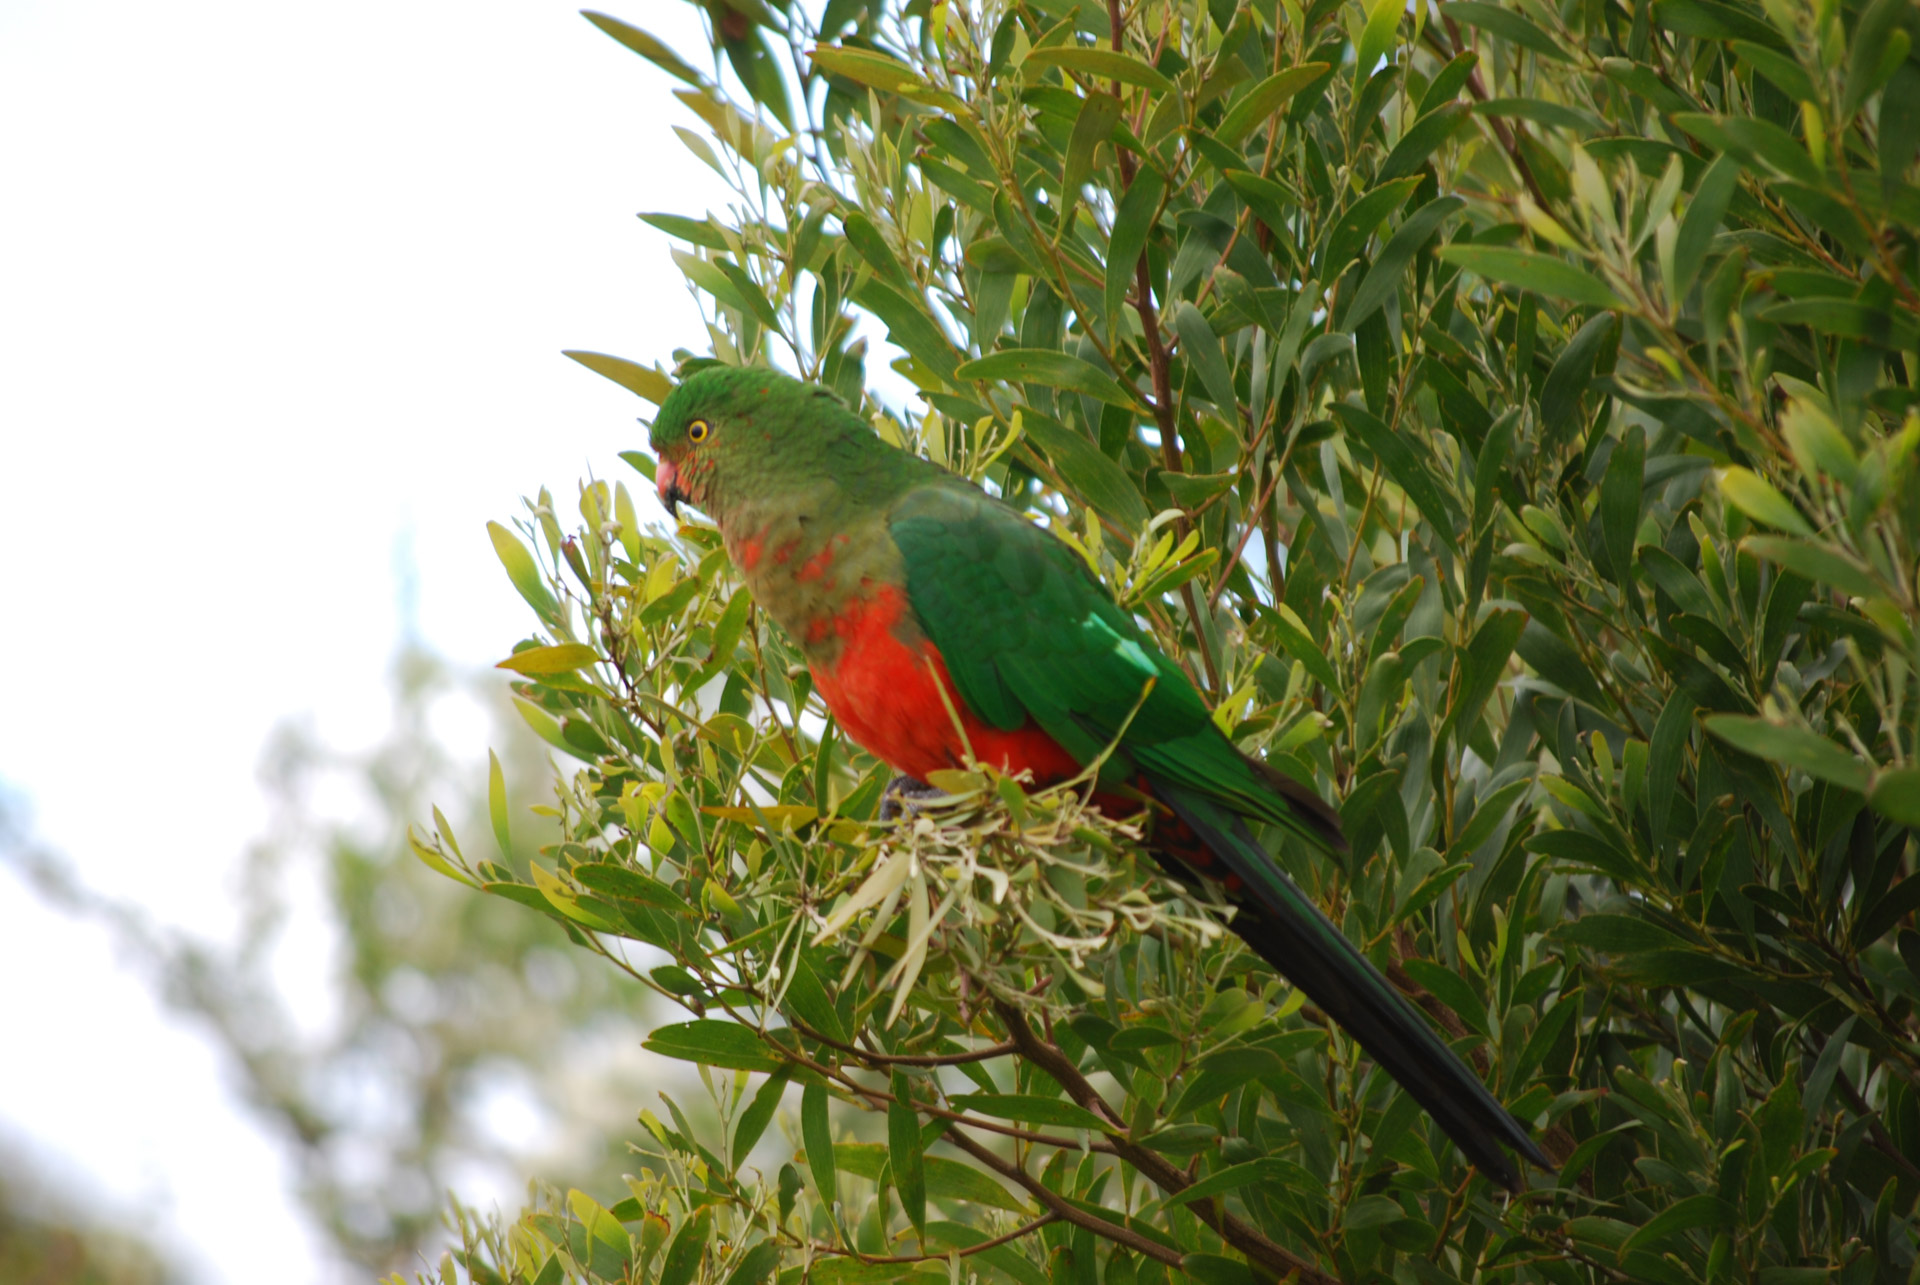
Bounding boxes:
[648,364,1549,1190]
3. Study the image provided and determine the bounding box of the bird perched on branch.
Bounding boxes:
[649,364,1549,1189]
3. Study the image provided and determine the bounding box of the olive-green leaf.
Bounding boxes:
[487,521,559,621]
[566,349,676,404]
[496,643,600,675]
[1375,101,1470,184]
[1868,767,1920,825]
[888,1072,926,1234]
[1164,1158,1289,1206]
[1435,246,1625,310]
[1320,177,1423,277]
[584,11,704,85]
[1444,2,1569,60]
[1742,537,1882,599]
[1703,715,1870,791]
[1024,46,1175,95]
[1716,468,1813,537]
[1105,167,1166,339]
[1171,303,1238,415]
[1216,64,1330,144]
[803,1083,837,1208]
[732,1068,792,1168]
[645,1021,786,1072]
[947,1093,1109,1131]
[1343,196,1463,328]
[657,1206,710,1285]
[1331,402,1462,555]
[956,350,1138,407]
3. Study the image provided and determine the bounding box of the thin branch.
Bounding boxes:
[792,1019,1017,1067]
[992,1000,1340,1285]
[802,1213,1062,1264]
[941,1128,1186,1269]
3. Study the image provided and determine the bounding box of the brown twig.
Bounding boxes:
[802,1213,1062,1264]
[992,1000,1339,1285]
[792,1019,1017,1067]
[941,1127,1187,1268]
[1106,0,1222,695]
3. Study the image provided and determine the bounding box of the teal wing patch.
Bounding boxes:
[888,483,1342,851]
[887,483,1211,762]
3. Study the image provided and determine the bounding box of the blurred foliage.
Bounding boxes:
[4,643,658,1278]
[0,1141,178,1285]
[420,0,1920,1282]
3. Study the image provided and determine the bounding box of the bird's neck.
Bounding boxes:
[720,482,909,666]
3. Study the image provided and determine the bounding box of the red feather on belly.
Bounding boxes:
[808,585,1082,786]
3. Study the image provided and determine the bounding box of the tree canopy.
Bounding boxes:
[411,0,1920,1282]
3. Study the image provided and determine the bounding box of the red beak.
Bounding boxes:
[656,456,685,518]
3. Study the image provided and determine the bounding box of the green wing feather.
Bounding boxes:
[889,483,1340,847]
[889,481,1548,1189]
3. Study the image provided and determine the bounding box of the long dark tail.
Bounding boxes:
[1151,782,1550,1191]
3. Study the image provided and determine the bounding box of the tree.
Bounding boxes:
[6,642,661,1278]
[416,0,1920,1281]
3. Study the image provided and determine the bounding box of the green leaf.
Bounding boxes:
[1343,196,1463,328]
[1216,65,1330,144]
[1331,402,1462,555]
[732,1069,792,1168]
[657,1206,710,1285]
[1435,246,1625,310]
[724,1243,783,1285]
[1355,0,1404,84]
[565,350,675,405]
[1167,1047,1283,1117]
[1703,716,1870,792]
[888,1072,926,1235]
[1444,2,1569,60]
[497,643,600,675]
[1104,167,1166,340]
[1868,767,1920,825]
[1063,93,1125,199]
[1599,425,1646,598]
[1171,303,1238,415]
[1321,177,1423,277]
[1539,313,1616,446]
[1621,1194,1735,1254]
[1264,601,1342,693]
[852,278,960,383]
[487,521,558,621]
[1672,114,1821,187]
[1375,101,1470,184]
[487,750,510,856]
[956,350,1139,408]
[645,1021,786,1072]
[832,1143,1030,1212]
[809,45,927,94]
[947,1093,1109,1131]
[1742,537,1883,599]
[1163,1158,1290,1206]
[1023,46,1175,95]
[1716,468,1813,537]
[1557,912,1692,953]
[803,1083,837,1209]
[1019,413,1152,530]
[1179,1255,1256,1285]
[584,12,703,86]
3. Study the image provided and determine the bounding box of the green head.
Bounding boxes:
[650,365,886,524]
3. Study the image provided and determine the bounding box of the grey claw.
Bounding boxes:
[879,774,942,821]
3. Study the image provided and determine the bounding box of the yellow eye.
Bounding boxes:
[688,418,712,443]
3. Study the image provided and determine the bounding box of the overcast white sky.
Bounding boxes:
[0,2,737,1279]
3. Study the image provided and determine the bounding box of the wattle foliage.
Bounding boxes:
[409,1,1920,1282]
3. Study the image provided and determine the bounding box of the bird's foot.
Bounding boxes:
[879,774,944,821]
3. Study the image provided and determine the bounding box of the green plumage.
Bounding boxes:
[651,366,1548,1189]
